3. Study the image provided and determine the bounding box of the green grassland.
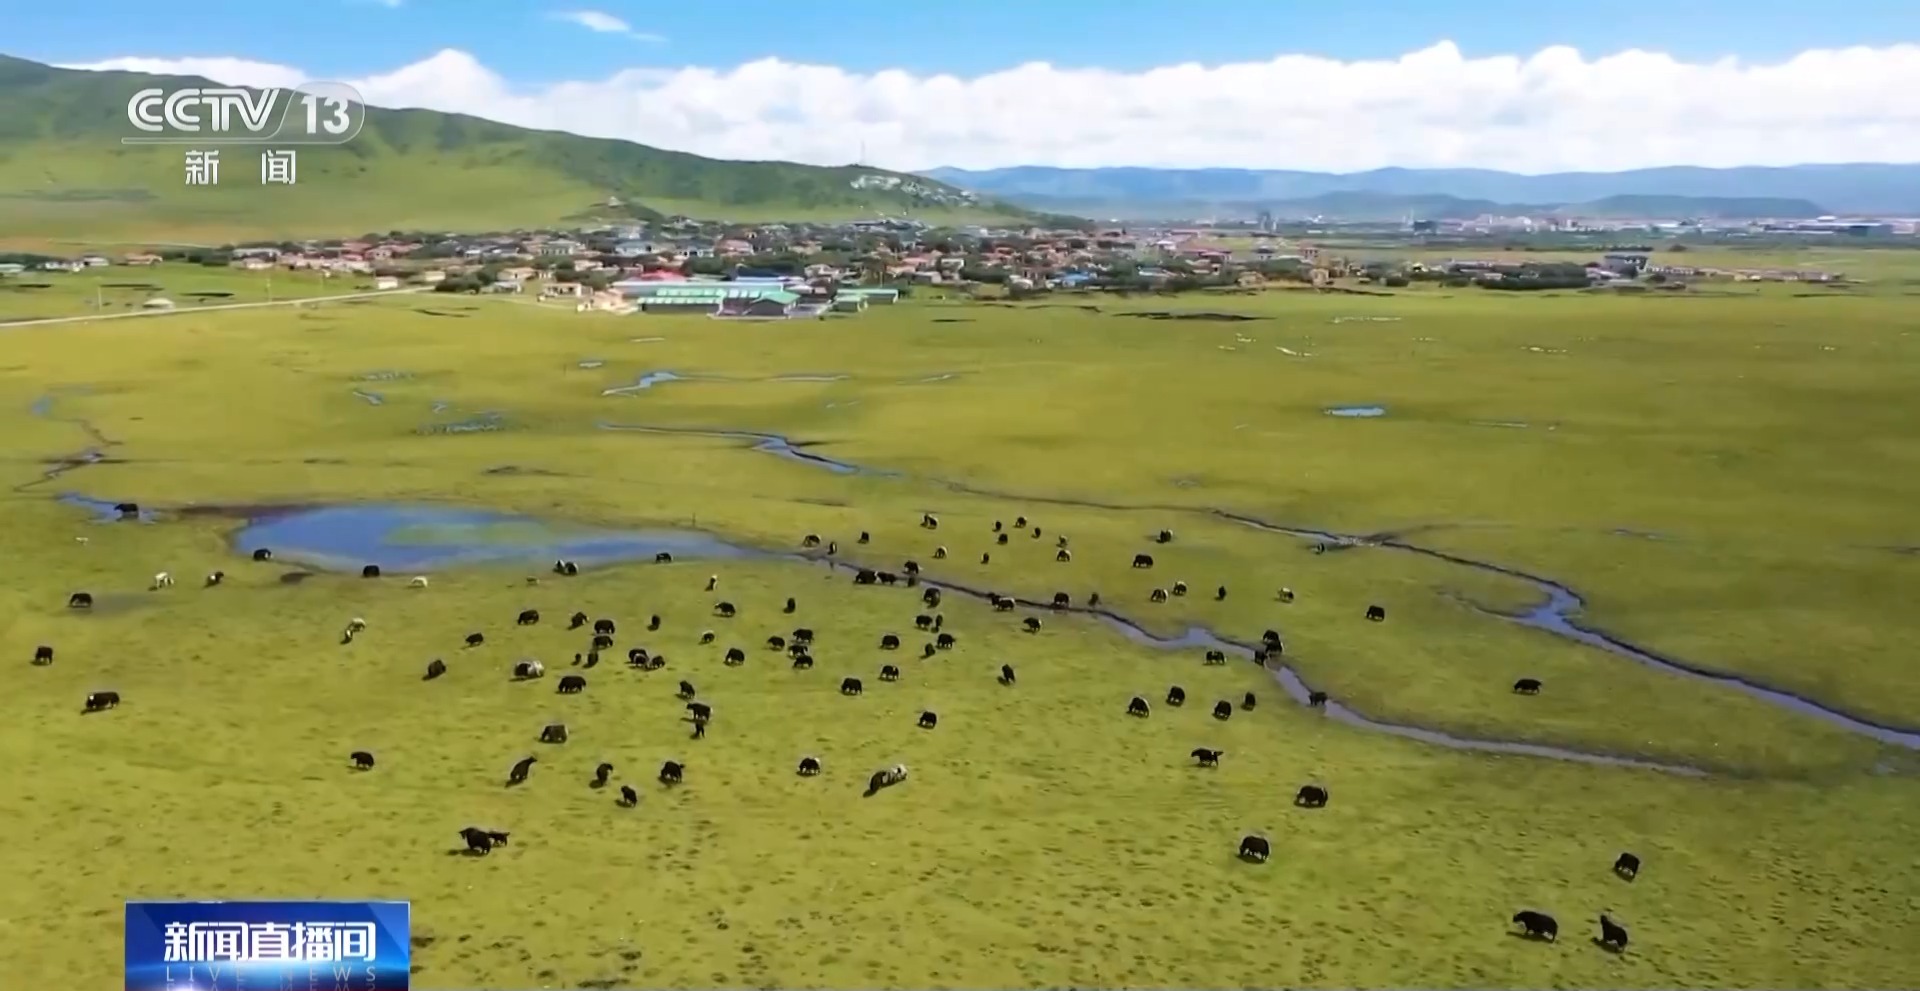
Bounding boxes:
[0,263,369,321]
[2,279,1918,989]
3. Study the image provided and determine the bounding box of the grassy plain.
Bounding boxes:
[0,262,365,321]
[2,274,1918,989]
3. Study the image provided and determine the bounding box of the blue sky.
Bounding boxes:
[11,0,1919,79]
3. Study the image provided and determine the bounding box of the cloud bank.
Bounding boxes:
[59,42,1920,173]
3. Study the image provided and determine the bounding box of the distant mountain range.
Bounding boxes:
[921,164,1920,221]
[0,54,1041,243]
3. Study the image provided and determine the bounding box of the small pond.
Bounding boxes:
[1325,406,1387,418]
[231,504,758,572]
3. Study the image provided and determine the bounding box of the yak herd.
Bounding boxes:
[45,508,1638,956]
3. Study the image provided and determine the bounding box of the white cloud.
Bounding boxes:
[551,10,665,44]
[55,41,1920,173]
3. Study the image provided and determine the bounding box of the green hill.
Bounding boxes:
[0,54,1044,244]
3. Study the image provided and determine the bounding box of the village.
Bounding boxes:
[0,215,1858,321]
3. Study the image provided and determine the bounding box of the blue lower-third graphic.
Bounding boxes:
[126,899,410,990]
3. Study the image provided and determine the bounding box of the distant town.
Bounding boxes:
[4,209,1901,320]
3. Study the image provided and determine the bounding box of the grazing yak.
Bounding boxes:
[654,552,672,564]
[539,723,569,744]
[1212,700,1233,720]
[1014,516,1028,528]
[151,571,175,590]
[993,520,1003,532]
[920,643,936,659]
[1149,588,1169,603]
[784,597,797,614]
[627,648,651,667]
[1215,585,1227,601]
[423,658,447,680]
[880,633,901,650]
[205,571,225,587]
[903,560,921,576]
[792,628,816,645]
[592,762,614,787]
[1132,553,1154,569]
[699,631,716,645]
[350,751,375,770]
[854,569,878,586]
[1172,581,1188,597]
[998,664,1016,686]
[1155,529,1174,544]
[936,633,957,650]
[980,552,991,565]
[1262,629,1283,648]
[1238,835,1270,863]
[1050,592,1070,608]
[506,756,537,785]
[1278,587,1295,603]
[1203,649,1226,665]
[1022,617,1042,633]
[1308,690,1329,708]
[518,609,543,626]
[1088,592,1102,607]
[880,571,901,585]
[465,632,485,647]
[677,680,697,700]
[1031,527,1042,539]
[251,548,273,562]
[1166,686,1186,706]
[569,610,589,627]
[917,711,938,729]
[619,785,639,807]
[1242,692,1257,710]
[922,588,942,607]
[713,601,737,618]
[1192,748,1224,766]
[408,576,428,588]
[802,533,822,548]
[724,647,746,666]
[552,559,578,576]
[557,675,586,694]
[1294,785,1328,808]
[797,756,822,776]
[880,665,901,682]
[1513,678,1543,695]
[1056,549,1071,562]
[583,651,600,669]
[840,677,864,696]
[991,596,1014,612]
[1366,604,1387,622]
[1613,852,1641,881]
[84,690,121,712]
[68,592,93,609]
[864,764,908,796]
[858,531,870,544]
[921,514,939,529]
[648,615,662,631]
[996,533,1009,546]
[658,760,684,785]
[706,575,719,592]
[1127,696,1151,717]
[766,635,786,651]
[1511,911,1558,942]
[360,565,380,579]
[915,614,935,630]
[459,827,510,854]
[33,645,54,665]
[1598,914,1629,952]
[791,652,814,670]
[934,546,947,560]
[512,660,545,680]
[686,702,712,722]
[594,618,616,636]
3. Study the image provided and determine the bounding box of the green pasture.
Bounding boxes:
[0,263,363,322]
[1,282,1916,989]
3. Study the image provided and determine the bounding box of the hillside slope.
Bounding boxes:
[0,54,1040,243]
